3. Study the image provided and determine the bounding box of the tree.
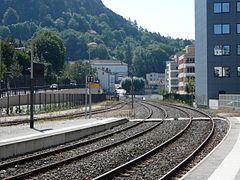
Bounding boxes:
[2,7,19,25]
[61,29,88,60]
[1,40,15,70]
[186,76,195,95]
[133,77,145,93]
[14,50,30,72]
[10,60,22,87]
[120,77,132,94]
[93,44,109,60]
[120,76,145,94]
[186,76,195,105]
[60,61,95,85]
[0,26,11,38]
[32,29,65,82]
[55,18,66,31]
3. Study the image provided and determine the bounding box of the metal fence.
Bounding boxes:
[219,94,240,109]
[0,85,106,115]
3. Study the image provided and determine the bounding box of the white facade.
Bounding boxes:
[165,60,179,93]
[96,68,115,93]
[178,45,195,95]
[146,73,165,87]
[90,60,128,83]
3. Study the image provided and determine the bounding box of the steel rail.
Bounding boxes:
[2,102,157,180]
[0,101,126,127]
[159,104,215,179]
[93,102,191,180]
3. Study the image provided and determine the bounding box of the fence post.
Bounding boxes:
[18,90,21,113]
[6,88,9,115]
[39,93,41,112]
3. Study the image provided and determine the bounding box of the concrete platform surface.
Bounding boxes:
[0,116,128,160]
[182,117,240,180]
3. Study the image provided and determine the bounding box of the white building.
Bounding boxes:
[146,73,165,88]
[178,45,195,95]
[96,68,115,93]
[165,58,179,93]
[90,60,128,83]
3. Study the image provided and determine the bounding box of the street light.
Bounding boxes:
[0,37,2,86]
[129,66,135,110]
[0,36,3,84]
[85,42,97,119]
[88,42,98,63]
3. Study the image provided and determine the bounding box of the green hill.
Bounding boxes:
[0,0,192,76]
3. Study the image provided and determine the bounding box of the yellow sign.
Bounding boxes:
[89,83,100,89]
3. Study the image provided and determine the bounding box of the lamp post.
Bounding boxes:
[129,66,134,109]
[87,42,97,63]
[30,43,34,128]
[0,36,2,86]
[85,42,97,119]
[131,75,134,109]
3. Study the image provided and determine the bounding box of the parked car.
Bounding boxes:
[50,84,58,89]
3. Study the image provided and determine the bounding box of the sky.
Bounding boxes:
[101,0,195,40]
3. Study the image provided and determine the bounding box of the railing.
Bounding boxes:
[219,94,240,109]
[0,85,106,115]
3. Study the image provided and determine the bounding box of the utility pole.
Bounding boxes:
[85,75,88,118]
[30,43,34,128]
[0,37,2,83]
[131,75,134,109]
[89,82,92,118]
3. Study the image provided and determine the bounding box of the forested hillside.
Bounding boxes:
[0,0,192,78]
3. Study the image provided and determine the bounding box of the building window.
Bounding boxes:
[214,66,230,77]
[214,3,230,13]
[186,58,195,63]
[187,67,195,73]
[237,2,240,12]
[237,24,240,33]
[237,67,240,76]
[223,67,230,77]
[214,24,230,34]
[214,45,230,56]
[237,45,240,55]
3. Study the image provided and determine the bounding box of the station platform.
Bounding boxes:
[0,115,128,160]
[182,117,240,180]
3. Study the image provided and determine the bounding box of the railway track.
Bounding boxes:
[0,101,127,127]
[0,101,166,179]
[93,103,214,179]
[0,100,226,179]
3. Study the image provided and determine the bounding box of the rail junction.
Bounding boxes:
[0,97,237,179]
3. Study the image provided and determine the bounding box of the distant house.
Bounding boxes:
[178,45,195,94]
[165,57,179,93]
[90,60,128,83]
[146,72,165,94]
[164,45,195,94]
[96,68,115,93]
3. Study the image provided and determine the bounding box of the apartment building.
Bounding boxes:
[165,56,179,93]
[178,45,195,94]
[195,0,240,106]
[146,72,165,94]
[146,73,165,88]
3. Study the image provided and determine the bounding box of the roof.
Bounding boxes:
[90,60,128,66]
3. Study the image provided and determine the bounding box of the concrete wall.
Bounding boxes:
[195,0,208,106]
[0,118,128,160]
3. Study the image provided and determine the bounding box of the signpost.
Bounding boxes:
[85,75,96,118]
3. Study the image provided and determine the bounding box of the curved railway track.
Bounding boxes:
[0,100,223,179]
[0,101,167,180]
[93,103,214,180]
[0,101,127,127]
